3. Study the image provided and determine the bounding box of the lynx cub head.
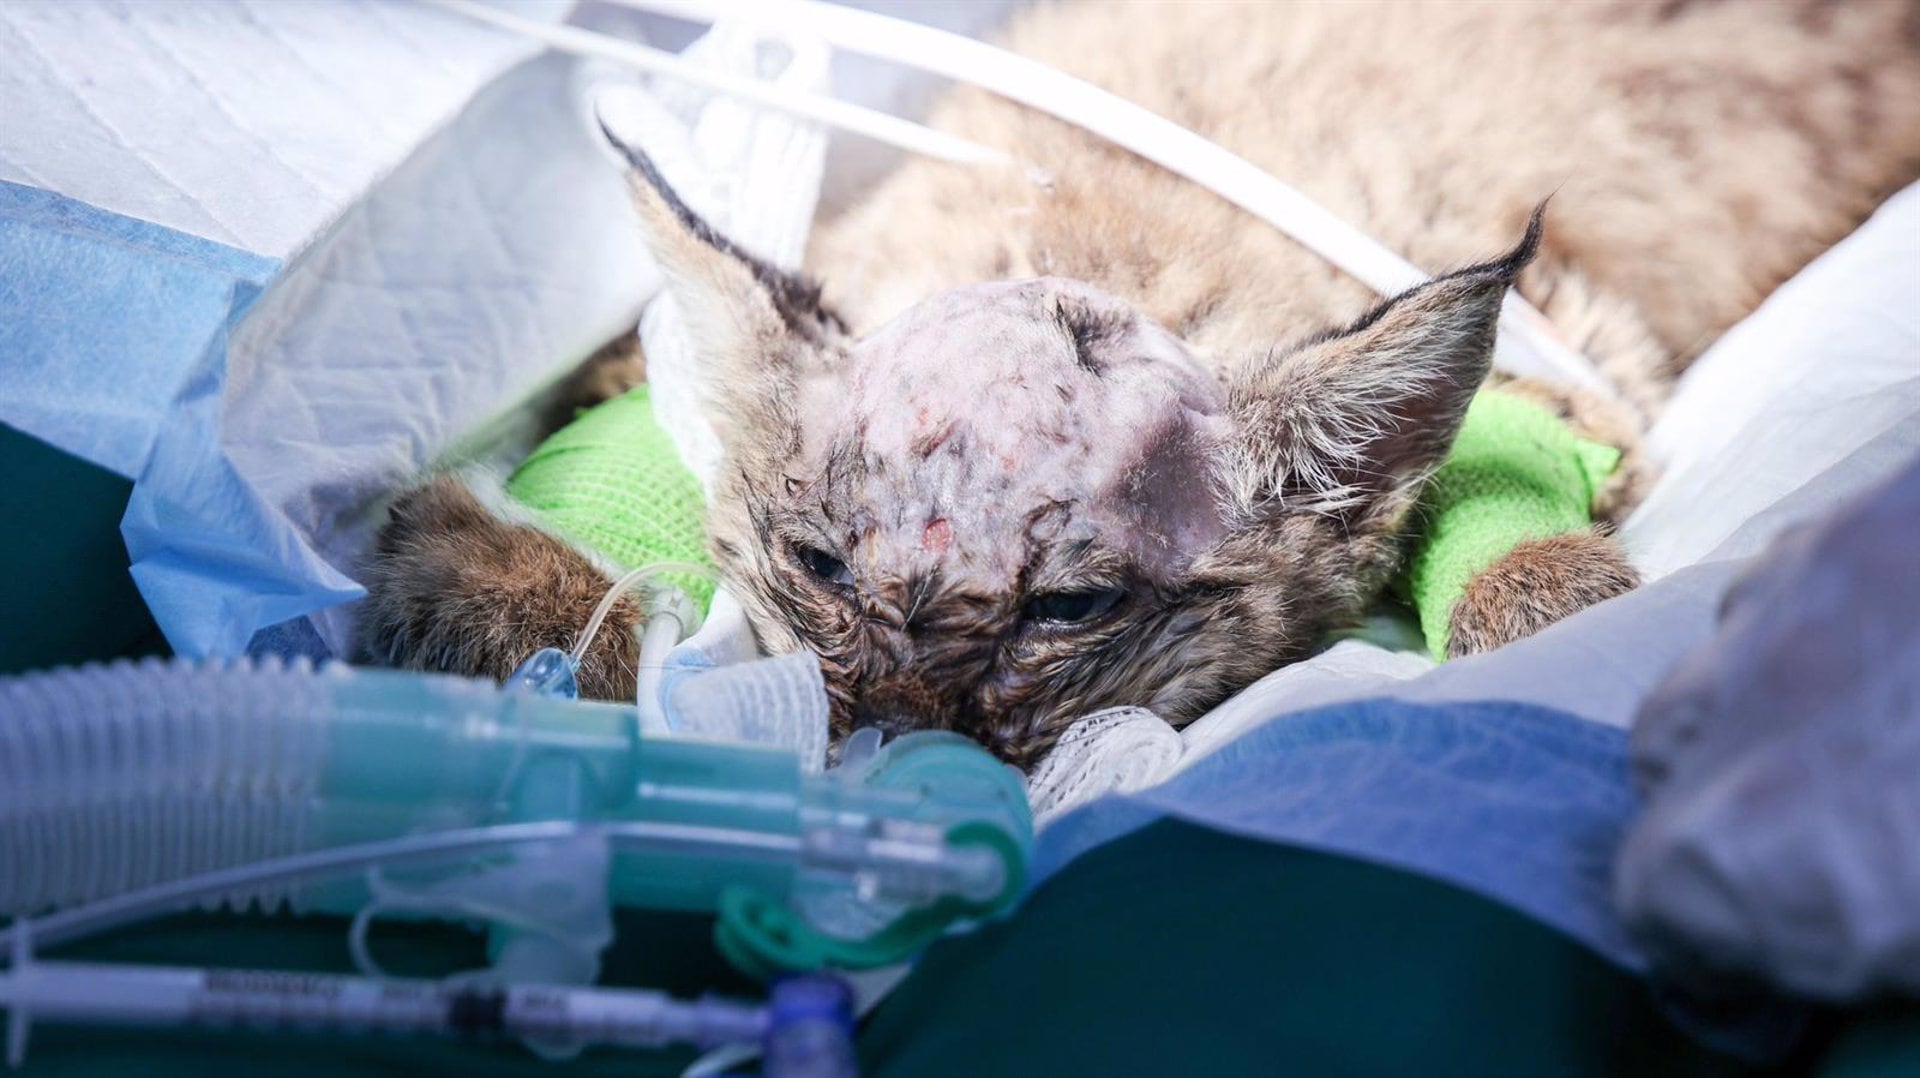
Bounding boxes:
[620,146,1534,767]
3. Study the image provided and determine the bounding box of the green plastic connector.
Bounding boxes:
[714,823,1026,982]
[714,731,1034,981]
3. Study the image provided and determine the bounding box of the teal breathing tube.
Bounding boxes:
[0,657,1031,988]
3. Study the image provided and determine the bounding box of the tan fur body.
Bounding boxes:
[364,0,1920,766]
[816,0,1920,420]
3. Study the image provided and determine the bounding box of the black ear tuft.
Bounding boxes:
[1224,207,1549,520]
[1330,199,1544,342]
[1465,199,1547,284]
[600,119,845,342]
[599,117,732,253]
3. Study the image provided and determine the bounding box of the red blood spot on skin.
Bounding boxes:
[921,517,953,554]
[912,419,957,458]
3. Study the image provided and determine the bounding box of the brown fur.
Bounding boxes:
[816,0,1920,417]
[543,325,648,433]
[361,0,1920,766]
[362,475,643,700]
[1447,529,1643,660]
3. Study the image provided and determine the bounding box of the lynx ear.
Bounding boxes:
[604,125,846,448]
[1223,211,1542,523]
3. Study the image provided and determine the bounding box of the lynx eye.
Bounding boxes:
[796,544,853,587]
[1023,587,1124,626]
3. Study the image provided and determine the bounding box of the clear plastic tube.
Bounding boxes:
[1,815,1002,962]
[634,612,684,734]
[0,656,1028,984]
[570,560,715,664]
[0,821,798,959]
[0,656,330,915]
[570,561,715,731]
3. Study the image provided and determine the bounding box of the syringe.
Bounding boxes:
[1,958,765,1054]
[0,957,790,1067]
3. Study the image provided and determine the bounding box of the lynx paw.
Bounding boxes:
[359,475,642,700]
[1446,529,1639,659]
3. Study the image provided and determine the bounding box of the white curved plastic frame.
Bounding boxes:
[428,0,1613,393]
[423,0,1006,166]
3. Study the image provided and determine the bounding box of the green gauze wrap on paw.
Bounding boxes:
[506,385,715,613]
[1406,391,1621,661]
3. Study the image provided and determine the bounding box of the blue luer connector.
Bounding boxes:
[504,646,581,699]
[763,974,858,1078]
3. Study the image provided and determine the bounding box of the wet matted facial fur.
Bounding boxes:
[622,131,1543,767]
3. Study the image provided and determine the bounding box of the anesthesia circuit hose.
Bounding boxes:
[0,657,1030,977]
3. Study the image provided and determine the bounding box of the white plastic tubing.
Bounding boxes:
[0,657,328,918]
[422,0,1006,166]
[477,0,1613,395]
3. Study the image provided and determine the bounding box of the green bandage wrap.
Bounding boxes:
[506,385,716,612]
[1407,391,1620,661]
